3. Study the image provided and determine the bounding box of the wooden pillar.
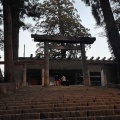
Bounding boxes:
[101,67,107,86]
[80,43,91,86]
[42,69,45,86]
[23,63,26,86]
[44,41,49,86]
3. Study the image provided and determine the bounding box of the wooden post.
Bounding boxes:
[80,43,91,86]
[23,63,26,86]
[101,67,107,86]
[44,41,49,86]
[42,69,45,86]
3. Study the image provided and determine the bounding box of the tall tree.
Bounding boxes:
[3,0,14,82]
[11,0,40,60]
[33,0,91,58]
[2,0,41,82]
[100,0,120,60]
[81,0,120,67]
[11,0,20,61]
[0,0,40,60]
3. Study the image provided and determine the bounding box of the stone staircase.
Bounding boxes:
[0,85,120,119]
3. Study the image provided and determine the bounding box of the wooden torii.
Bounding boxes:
[31,35,96,86]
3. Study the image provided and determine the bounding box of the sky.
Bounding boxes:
[18,0,112,60]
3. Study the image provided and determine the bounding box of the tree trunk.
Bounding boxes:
[11,0,20,61]
[100,0,120,62]
[57,0,66,58]
[3,0,14,82]
[100,0,120,82]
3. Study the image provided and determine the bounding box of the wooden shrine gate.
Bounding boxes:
[31,35,96,86]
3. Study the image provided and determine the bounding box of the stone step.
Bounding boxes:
[1,98,120,106]
[40,109,120,119]
[0,95,118,99]
[40,115,120,120]
[1,100,120,108]
[0,105,115,115]
[0,113,40,120]
[1,86,120,119]
[0,101,117,111]
[0,97,118,101]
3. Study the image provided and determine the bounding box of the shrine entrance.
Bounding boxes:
[31,35,96,86]
[27,69,42,85]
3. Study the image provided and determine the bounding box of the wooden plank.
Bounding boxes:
[48,45,81,50]
[14,61,43,65]
[31,34,96,44]
[0,61,43,65]
[80,43,91,86]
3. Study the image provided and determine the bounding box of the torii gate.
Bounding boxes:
[31,35,96,86]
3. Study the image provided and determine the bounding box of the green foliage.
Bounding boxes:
[110,0,120,30]
[82,0,120,27]
[0,0,41,53]
[33,0,91,37]
[82,0,104,26]
[0,29,3,50]
[0,3,3,52]
[33,0,91,59]
[19,0,40,30]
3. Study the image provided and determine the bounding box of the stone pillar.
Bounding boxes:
[23,63,26,86]
[44,41,49,86]
[80,43,91,86]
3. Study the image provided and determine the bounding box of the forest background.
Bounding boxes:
[1,0,112,61]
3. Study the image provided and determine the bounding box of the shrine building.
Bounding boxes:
[13,35,119,87]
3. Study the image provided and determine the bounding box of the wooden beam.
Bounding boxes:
[31,34,96,44]
[101,57,106,61]
[48,45,81,50]
[89,56,94,60]
[107,57,112,60]
[96,57,100,60]
[0,61,43,65]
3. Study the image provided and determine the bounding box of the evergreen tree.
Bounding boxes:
[33,0,91,58]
